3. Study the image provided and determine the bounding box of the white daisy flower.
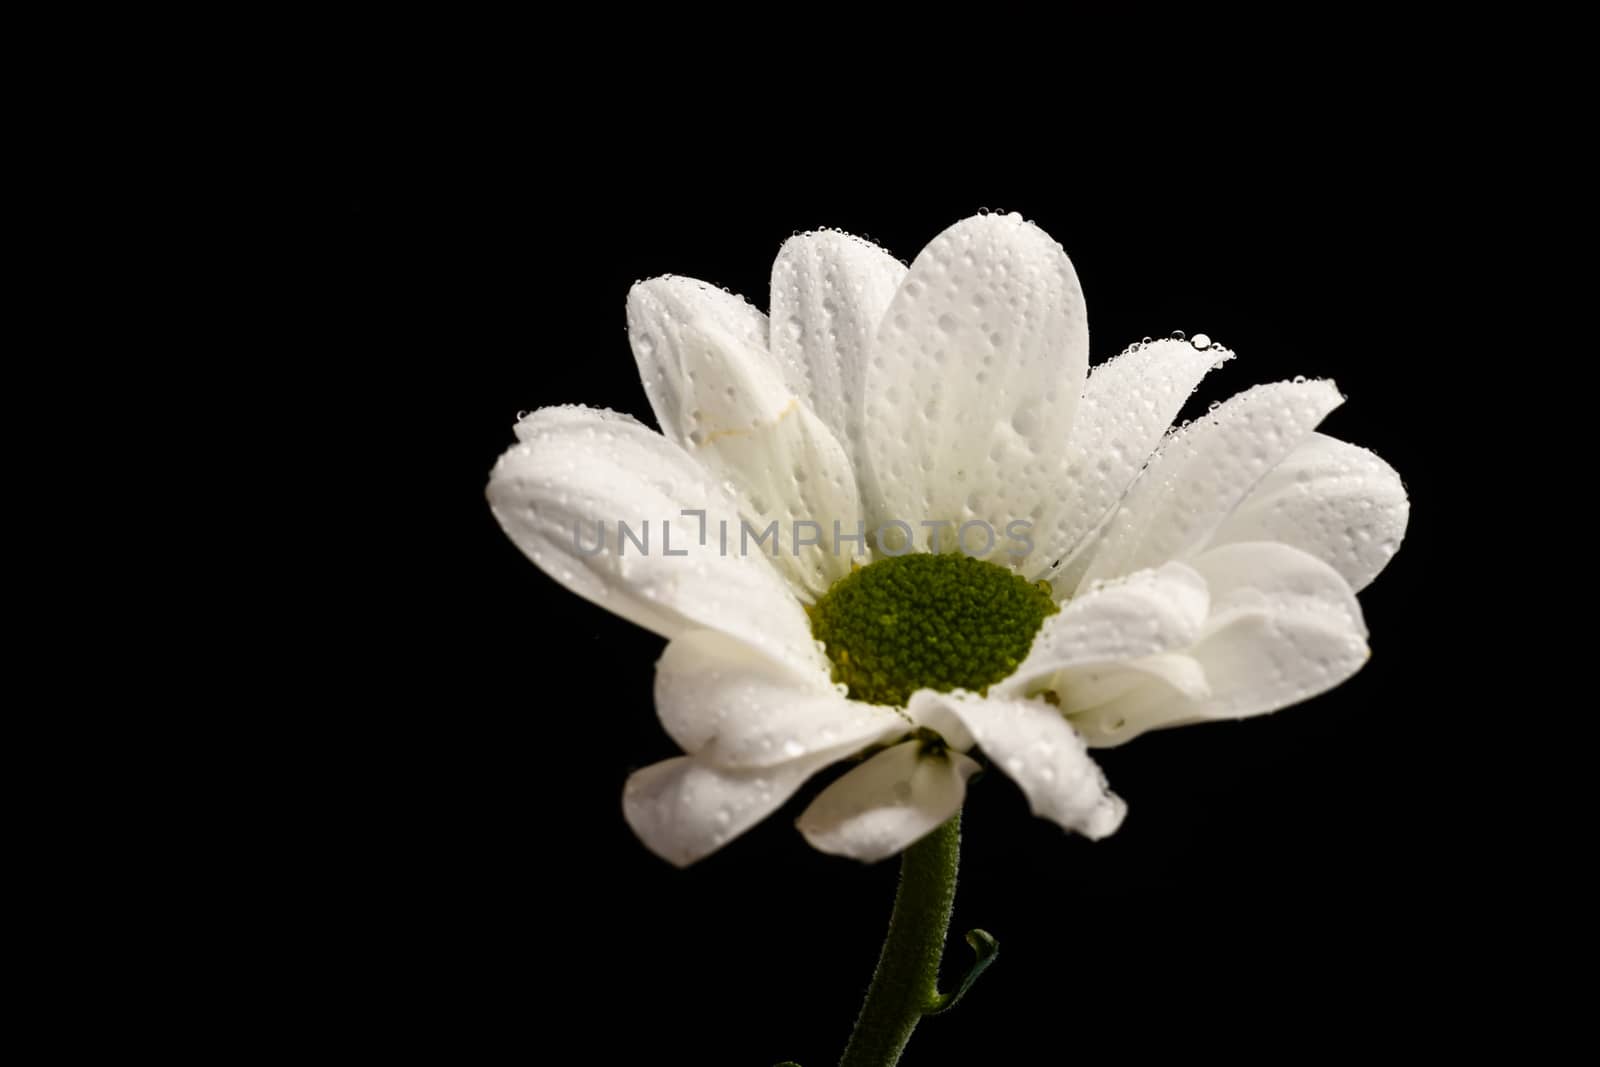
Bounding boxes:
[487,212,1408,867]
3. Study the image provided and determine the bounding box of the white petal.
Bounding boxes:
[487,405,826,680]
[1207,432,1409,591]
[796,741,979,863]
[994,561,1210,698]
[1043,517,1109,595]
[625,276,772,435]
[1189,540,1367,637]
[1190,604,1368,715]
[654,630,907,768]
[1057,671,1206,747]
[1055,652,1209,710]
[769,231,907,473]
[1077,379,1344,589]
[909,691,1125,839]
[627,277,864,599]
[1067,542,1370,747]
[1027,338,1234,580]
[859,213,1088,553]
[625,753,838,868]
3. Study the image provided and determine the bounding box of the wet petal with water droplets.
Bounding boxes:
[487,405,825,679]
[859,213,1088,551]
[795,741,979,863]
[625,753,837,868]
[1189,541,1367,636]
[1076,379,1345,590]
[654,630,906,769]
[907,690,1125,839]
[769,231,907,474]
[1206,432,1408,592]
[626,276,771,429]
[1028,338,1234,580]
[626,277,862,600]
[994,561,1210,698]
[1065,541,1369,747]
[1053,652,1209,712]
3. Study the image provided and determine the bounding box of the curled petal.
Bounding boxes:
[625,754,837,868]
[796,741,979,863]
[909,691,1125,840]
[1064,542,1370,747]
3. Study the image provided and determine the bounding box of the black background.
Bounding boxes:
[329,111,1489,1062]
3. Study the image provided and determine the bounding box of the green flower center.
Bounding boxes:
[808,553,1058,707]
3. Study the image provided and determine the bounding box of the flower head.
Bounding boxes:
[488,213,1408,866]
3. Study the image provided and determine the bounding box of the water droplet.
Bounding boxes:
[1169,330,1186,341]
[1191,333,1211,350]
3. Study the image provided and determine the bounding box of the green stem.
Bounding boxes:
[839,812,962,1067]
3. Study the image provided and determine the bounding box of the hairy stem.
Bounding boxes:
[838,812,961,1067]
